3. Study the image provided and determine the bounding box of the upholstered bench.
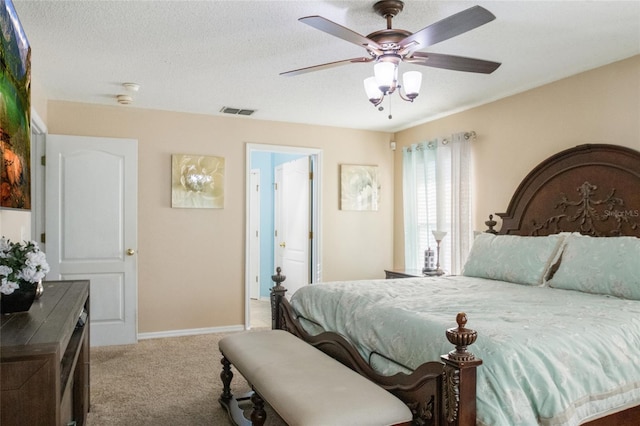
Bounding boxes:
[218,330,413,426]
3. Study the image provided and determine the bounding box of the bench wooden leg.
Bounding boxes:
[250,391,267,426]
[220,356,233,402]
[219,355,253,426]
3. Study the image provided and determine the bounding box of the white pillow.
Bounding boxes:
[548,234,640,299]
[462,233,567,286]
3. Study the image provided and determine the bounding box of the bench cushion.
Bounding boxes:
[219,330,412,426]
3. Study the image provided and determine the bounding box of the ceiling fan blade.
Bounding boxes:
[407,52,501,74]
[399,6,496,51]
[280,57,373,77]
[299,16,382,52]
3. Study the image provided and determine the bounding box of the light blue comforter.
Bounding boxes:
[289,276,640,425]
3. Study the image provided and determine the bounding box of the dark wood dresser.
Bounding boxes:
[1,280,90,426]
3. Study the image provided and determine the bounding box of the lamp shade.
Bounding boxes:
[363,77,383,104]
[432,230,447,241]
[374,61,397,94]
[403,71,422,99]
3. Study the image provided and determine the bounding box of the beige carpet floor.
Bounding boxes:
[87,330,285,425]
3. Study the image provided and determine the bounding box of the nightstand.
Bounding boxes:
[384,269,425,279]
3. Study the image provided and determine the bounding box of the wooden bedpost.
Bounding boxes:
[485,214,498,234]
[270,267,287,330]
[441,312,482,426]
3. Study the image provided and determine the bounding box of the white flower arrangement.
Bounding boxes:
[0,237,50,295]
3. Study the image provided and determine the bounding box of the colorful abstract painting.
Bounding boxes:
[0,0,31,210]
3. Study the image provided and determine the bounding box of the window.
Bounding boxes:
[402,133,473,274]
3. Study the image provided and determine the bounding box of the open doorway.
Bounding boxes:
[245,144,322,329]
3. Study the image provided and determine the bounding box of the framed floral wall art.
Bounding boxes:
[171,154,225,208]
[0,0,31,210]
[340,164,380,211]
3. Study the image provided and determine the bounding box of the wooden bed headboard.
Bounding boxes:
[493,144,640,237]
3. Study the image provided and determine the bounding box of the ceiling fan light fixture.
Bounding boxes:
[364,76,383,105]
[402,71,422,99]
[374,61,397,94]
[283,1,501,117]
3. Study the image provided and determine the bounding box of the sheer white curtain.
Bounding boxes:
[402,132,473,274]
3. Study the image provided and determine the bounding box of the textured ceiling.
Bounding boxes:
[13,0,640,133]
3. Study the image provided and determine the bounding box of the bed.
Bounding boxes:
[270,143,640,426]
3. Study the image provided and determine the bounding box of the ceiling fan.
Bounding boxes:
[281,0,501,107]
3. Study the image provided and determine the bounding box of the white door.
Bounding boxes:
[274,157,310,297]
[46,135,138,347]
[249,169,260,299]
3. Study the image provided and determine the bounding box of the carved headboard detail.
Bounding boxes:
[496,144,640,237]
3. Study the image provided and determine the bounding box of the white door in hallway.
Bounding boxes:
[274,156,310,297]
[46,135,138,346]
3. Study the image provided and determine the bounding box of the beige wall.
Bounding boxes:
[393,55,640,268]
[16,55,639,335]
[0,210,30,241]
[45,103,394,333]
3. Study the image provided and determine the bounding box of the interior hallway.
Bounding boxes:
[250,299,271,329]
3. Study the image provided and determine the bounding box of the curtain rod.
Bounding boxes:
[442,130,476,145]
[408,131,477,151]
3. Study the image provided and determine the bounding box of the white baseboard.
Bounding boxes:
[137,324,245,340]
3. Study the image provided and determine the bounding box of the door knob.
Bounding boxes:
[279,242,286,248]
[126,249,135,256]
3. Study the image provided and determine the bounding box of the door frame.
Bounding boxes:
[245,143,322,329]
[31,107,47,251]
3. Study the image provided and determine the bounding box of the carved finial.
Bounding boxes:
[271,267,286,285]
[456,312,467,328]
[446,312,478,361]
[485,214,498,234]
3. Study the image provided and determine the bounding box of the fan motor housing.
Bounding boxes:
[367,29,412,49]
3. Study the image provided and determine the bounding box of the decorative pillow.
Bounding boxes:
[547,234,640,299]
[462,233,566,286]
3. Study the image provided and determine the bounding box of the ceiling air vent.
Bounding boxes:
[220,107,255,116]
